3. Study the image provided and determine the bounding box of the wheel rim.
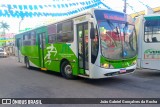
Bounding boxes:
[64,65,72,75]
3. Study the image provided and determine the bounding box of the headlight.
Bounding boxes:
[102,63,109,68]
[101,63,114,69]
[132,60,136,65]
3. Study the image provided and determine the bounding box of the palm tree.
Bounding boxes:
[0,21,10,46]
[0,21,10,37]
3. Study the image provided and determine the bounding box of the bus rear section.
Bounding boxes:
[136,14,160,70]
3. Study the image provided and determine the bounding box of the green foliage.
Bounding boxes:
[0,21,10,36]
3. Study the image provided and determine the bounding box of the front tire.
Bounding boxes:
[61,61,74,79]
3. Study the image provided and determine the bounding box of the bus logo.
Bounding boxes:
[44,44,57,64]
[2,99,11,104]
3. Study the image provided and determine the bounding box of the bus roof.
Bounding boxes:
[144,14,160,17]
[15,25,46,36]
[144,14,160,20]
[46,8,127,26]
[15,8,127,36]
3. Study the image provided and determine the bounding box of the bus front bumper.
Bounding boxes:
[90,64,136,79]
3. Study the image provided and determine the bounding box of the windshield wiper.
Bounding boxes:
[123,22,128,42]
[115,26,121,41]
[105,20,118,47]
[107,19,122,42]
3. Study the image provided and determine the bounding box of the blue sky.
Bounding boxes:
[0,0,159,34]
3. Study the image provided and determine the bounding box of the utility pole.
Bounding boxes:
[19,18,24,32]
[123,0,127,13]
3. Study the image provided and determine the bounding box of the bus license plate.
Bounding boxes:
[120,69,126,73]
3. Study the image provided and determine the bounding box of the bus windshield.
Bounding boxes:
[98,20,137,60]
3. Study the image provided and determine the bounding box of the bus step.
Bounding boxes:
[41,68,47,71]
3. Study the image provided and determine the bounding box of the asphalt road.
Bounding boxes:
[0,56,160,107]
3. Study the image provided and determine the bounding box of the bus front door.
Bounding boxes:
[38,33,46,68]
[77,22,89,75]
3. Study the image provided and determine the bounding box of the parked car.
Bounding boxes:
[0,48,8,57]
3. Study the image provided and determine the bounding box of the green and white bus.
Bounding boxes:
[135,14,160,70]
[15,8,137,79]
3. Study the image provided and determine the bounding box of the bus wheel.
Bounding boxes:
[25,57,31,69]
[61,61,74,79]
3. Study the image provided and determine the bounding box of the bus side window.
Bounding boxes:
[152,37,158,42]
[48,24,57,43]
[147,38,150,42]
[49,34,56,43]
[57,21,73,43]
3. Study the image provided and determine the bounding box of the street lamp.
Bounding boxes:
[6,6,24,33]
[19,18,24,32]
[123,0,127,13]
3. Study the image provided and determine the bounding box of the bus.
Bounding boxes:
[136,14,160,70]
[15,8,137,79]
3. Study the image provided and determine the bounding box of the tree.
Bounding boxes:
[0,21,10,37]
[0,21,10,46]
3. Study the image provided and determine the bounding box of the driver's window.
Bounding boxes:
[91,23,99,64]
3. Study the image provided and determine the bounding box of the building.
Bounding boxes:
[130,6,160,18]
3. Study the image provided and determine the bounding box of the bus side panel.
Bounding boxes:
[141,43,160,70]
[20,27,48,68]
[21,46,40,67]
[44,43,78,75]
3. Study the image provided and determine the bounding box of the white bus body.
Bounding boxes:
[136,14,160,70]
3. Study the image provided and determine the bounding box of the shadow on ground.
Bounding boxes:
[134,69,160,77]
[20,65,130,86]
